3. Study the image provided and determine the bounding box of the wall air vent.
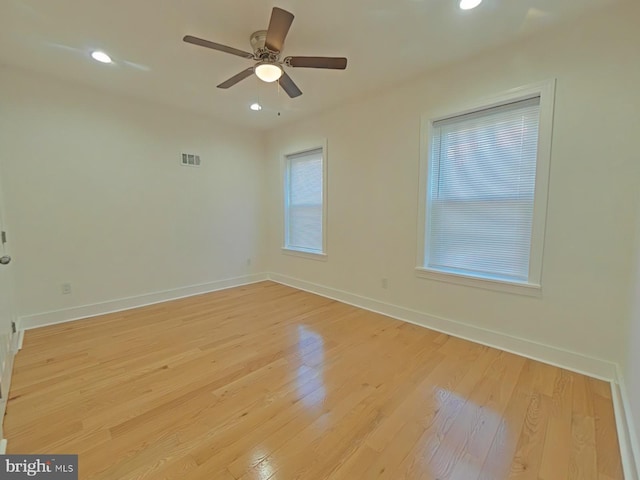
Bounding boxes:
[181,153,201,167]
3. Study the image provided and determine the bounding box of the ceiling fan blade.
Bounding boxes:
[278,72,302,98]
[286,56,348,69]
[217,68,255,89]
[265,7,294,52]
[183,35,254,59]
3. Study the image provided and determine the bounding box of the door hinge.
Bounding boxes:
[11,321,16,334]
[1,231,6,244]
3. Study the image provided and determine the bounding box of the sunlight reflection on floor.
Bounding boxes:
[296,325,326,410]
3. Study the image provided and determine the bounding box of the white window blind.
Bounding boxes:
[285,148,324,253]
[426,96,541,282]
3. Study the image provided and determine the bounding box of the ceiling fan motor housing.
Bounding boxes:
[250,30,280,61]
[250,30,267,52]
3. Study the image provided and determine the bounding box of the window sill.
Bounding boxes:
[415,267,541,297]
[282,248,328,262]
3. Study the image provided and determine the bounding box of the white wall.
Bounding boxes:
[266,1,640,367]
[624,199,640,470]
[0,67,267,318]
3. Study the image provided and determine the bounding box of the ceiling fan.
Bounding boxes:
[183,7,347,98]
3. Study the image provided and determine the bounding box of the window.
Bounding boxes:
[417,82,554,294]
[284,147,326,256]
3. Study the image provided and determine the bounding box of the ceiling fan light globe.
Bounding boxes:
[255,63,283,83]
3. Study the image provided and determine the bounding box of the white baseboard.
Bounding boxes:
[267,273,617,381]
[0,333,15,444]
[14,330,23,352]
[613,365,640,480]
[18,273,268,331]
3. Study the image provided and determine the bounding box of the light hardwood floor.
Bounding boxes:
[5,281,623,479]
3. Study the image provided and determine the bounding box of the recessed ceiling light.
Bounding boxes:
[91,51,112,64]
[250,103,262,111]
[459,0,482,10]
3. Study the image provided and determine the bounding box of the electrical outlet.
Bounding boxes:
[246,258,252,267]
[62,283,72,295]
[381,278,388,289]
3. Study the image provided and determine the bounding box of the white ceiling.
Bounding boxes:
[0,0,619,130]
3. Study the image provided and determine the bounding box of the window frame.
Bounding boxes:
[416,80,556,296]
[282,141,328,260]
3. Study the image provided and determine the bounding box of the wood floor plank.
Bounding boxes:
[445,352,527,480]
[4,281,624,480]
[592,392,624,479]
[569,415,598,480]
[327,445,380,480]
[396,346,502,479]
[477,389,530,480]
[479,360,562,480]
[538,369,574,480]
[507,392,552,479]
[588,377,612,400]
